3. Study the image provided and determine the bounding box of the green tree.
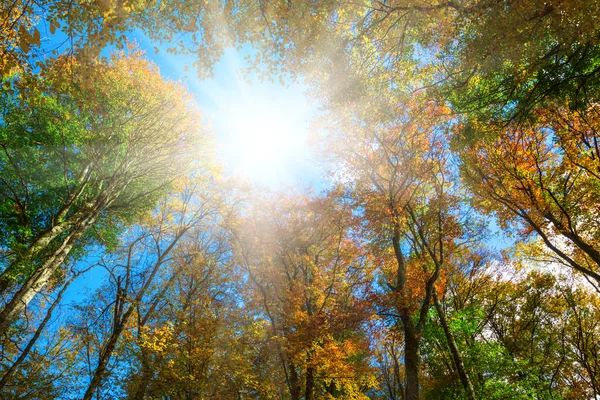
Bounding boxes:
[0,47,207,336]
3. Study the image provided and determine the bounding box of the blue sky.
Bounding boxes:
[133,35,326,190]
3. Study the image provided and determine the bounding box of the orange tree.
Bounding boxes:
[458,103,600,291]
[325,95,479,399]
[232,190,377,400]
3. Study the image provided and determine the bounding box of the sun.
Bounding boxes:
[214,85,315,187]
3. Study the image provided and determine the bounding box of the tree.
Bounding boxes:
[458,103,600,290]
[123,230,251,399]
[371,322,406,399]
[70,178,219,400]
[0,265,89,393]
[415,243,600,399]
[232,191,377,399]
[0,265,85,398]
[446,0,600,122]
[0,0,39,78]
[326,96,477,399]
[0,47,207,336]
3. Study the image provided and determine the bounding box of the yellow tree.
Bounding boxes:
[123,232,258,399]
[0,0,39,78]
[232,190,377,400]
[66,177,221,400]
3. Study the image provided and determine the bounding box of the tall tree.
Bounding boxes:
[123,230,250,399]
[328,96,477,399]
[72,178,220,400]
[233,191,377,399]
[0,47,207,336]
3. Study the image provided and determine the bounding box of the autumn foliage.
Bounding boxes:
[2,1,600,399]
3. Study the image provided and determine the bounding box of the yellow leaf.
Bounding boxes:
[33,28,40,46]
[97,0,111,13]
[19,38,30,54]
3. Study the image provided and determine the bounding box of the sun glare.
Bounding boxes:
[214,86,316,187]
[160,48,319,188]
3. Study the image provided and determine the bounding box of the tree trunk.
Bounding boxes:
[305,365,315,400]
[0,167,94,295]
[392,225,421,400]
[0,273,75,390]
[0,181,128,336]
[289,363,301,400]
[83,320,130,400]
[0,221,72,295]
[433,291,477,400]
[0,219,92,336]
[129,349,153,400]
[402,316,421,400]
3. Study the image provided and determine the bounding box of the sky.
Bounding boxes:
[134,35,326,190]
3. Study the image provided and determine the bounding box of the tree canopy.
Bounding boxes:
[1,0,600,399]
